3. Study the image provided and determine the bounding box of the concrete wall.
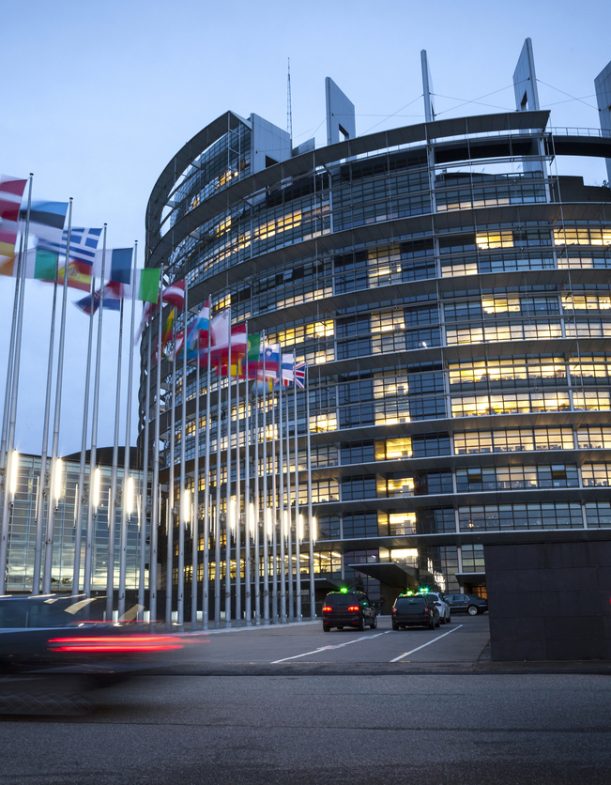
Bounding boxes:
[485,541,611,661]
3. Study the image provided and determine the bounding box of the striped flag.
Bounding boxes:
[74,281,123,314]
[161,279,185,309]
[0,176,27,259]
[21,201,69,241]
[0,245,58,280]
[38,226,102,265]
[280,353,296,387]
[93,247,133,284]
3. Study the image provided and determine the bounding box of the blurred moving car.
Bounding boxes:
[322,590,377,632]
[392,593,440,630]
[0,594,186,679]
[443,593,488,616]
[425,591,451,624]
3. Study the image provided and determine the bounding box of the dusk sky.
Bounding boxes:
[1,0,610,456]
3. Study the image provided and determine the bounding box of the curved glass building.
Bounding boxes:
[142,54,611,622]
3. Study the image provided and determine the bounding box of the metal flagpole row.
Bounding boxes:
[306,365,316,618]
[0,175,32,595]
[119,241,138,617]
[165,317,177,624]
[72,239,98,595]
[139,319,152,616]
[150,264,164,621]
[177,278,188,625]
[284,373,294,621]
[262,336,270,624]
[253,372,261,624]
[191,306,201,627]
[243,323,251,625]
[105,294,125,620]
[224,312,232,627]
[43,199,73,595]
[84,225,108,597]
[277,380,287,623]
[202,298,212,629]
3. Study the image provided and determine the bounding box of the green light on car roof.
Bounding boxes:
[339,586,349,594]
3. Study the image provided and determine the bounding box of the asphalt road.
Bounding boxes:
[2,616,611,785]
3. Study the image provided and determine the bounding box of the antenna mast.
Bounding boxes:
[287,58,293,145]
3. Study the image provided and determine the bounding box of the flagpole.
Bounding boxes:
[306,365,316,619]
[214,349,222,626]
[294,370,302,621]
[253,375,260,624]
[284,374,294,622]
[224,312,232,627]
[261,337,270,624]
[118,242,138,617]
[202,300,212,629]
[42,198,73,595]
[84,225,108,597]
[244,325,251,625]
[165,317,177,624]
[150,266,164,621]
[277,379,287,623]
[191,312,201,627]
[0,174,32,595]
[177,279,189,626]
[271,386,279,624]
[105,292,125,620]
[72,251,97,595]
[139,315,152,615]
[235,337,242,623]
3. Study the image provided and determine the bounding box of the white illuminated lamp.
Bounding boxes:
[181,488,192,525]
[52,457,64,508]
[92,467,102,511]
[228,495,237,535]
[297,513,305,542]
[311,516,318,543]
[247,502,256,537]
[124,476,135,517]
[264,507,273,541]
[7,450,19,501]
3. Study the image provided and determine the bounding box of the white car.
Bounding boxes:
[425,592,451,624]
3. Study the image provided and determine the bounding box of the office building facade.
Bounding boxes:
[142,44,611,615]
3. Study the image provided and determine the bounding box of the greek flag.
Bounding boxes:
[38,226,102,265]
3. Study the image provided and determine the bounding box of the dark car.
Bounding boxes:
[443,593,488,616]
[392,593,440,630]
[0,594,185,676]
[321,590,377,632]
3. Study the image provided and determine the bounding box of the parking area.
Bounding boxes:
[176,614,492,673]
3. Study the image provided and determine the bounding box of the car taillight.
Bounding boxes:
[347,605,360,612]
[48,634,184,654]
[322,605,333,613]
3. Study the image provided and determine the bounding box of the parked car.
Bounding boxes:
[443,593,488,616]
[392,593,440,630]
[424,592,451,624]
[321,590,377,632]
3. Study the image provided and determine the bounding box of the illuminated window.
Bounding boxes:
[310,413,337,433]
[374,438,413,460]
[377,476,415,497]
[562,295,611,311]
[481,296,521,314]
[442,262,478,277]
[582,464,611,486]
[475,231,514,250]
[573,391,611,411]
[576,427,611,449]
[553,227,611,246]
[378,511,417,535]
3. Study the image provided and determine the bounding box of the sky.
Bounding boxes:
[1,0,610,456]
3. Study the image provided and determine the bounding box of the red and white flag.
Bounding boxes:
[0,176,27,259]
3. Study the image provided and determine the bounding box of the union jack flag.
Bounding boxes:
[294,361,306,389]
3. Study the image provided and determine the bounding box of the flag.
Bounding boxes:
[294,361,306,389]
[38,226,102,265]
[161,308,176,350]
[0,176,27,258]
[93,247,133,284]
[21,201,69,242]
[186,300,211,359]
[0,245,58,280]
[75,281,123,314]
[261,343,281,376]
[160,279,185,309]
[132,267,161,302]
[280,353,296,387]
[240,332,262,378]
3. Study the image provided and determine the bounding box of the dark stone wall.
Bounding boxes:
[484,541,611,661]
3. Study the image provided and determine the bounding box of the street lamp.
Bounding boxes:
[7,450,19,502]
[51,457,64,510]
[124,476,135,518]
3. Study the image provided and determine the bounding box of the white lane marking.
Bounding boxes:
[389,624,464,662]
[271,630,390,663]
